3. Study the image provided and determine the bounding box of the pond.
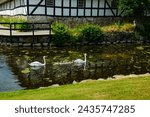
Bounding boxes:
[0,44,150,92]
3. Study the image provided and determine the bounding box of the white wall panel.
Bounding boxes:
[47,8,54,15]
[71,0,77,7]
[63,9,69,16]
[99,9,104,16]
[105,9,113,16]
[85,9,91,16]
[86,0,91,7]
[33,7,45,14]
[92,9,97,16]
[55,8,61,15]
[99,0,104,8]
[14,7,27,15]
[93,0,98,8]
[63,0,69,7]
[78,9,84,16]
[55,0,61,6]
[71,9,77,16]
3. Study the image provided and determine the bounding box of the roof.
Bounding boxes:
[0,0,11,4]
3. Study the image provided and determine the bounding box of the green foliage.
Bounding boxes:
[117,0,150,17]
[134,22,150,39]
[78,24,104,42]
[0,16,27,23]
[15,22,30,32]
[102,23,134,33]
[51,23,104,46]
[0,16,29,31]
[143,23,150,38]
[114,20,124,27]
[51,22,135,46]
[134,31,141,40]
[52,22,71,46]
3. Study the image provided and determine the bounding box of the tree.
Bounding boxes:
[117,0,150,17]
[117,0,150,39]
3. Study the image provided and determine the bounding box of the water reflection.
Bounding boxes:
[1,44,150,91]
[0,55,5,68]
[0,55,23,92]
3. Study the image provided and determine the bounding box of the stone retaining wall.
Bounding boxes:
[0,35,51,47]
[0,31,148,47]
[27,16,132,27]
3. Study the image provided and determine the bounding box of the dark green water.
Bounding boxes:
[0,44,150,92]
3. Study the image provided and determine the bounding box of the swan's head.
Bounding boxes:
[43,56,46,59]
[84,53,87,56]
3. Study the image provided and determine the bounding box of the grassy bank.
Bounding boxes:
[0,76,150,100]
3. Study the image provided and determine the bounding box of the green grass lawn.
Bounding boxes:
[0,76,150,100]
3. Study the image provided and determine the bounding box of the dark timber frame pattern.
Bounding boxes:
[28,0,121,17]
[0,0,149,17]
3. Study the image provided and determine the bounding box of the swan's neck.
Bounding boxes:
[43,57,46,65]
[84,54,87,62]
[83,62,86,70]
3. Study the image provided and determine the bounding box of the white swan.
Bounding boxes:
[74,53,87,65]
[29,56,46,67]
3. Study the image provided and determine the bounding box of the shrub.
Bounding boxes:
[134,23,150,39]
[114,21,124,28]
[102,23,134,33]
[0,16,29,32]
[143,23,150,38]
[52,22,71,46]
[15,22,30,32]
[117,0,150,17]
[78,24,104,42]
[69,26,81,43]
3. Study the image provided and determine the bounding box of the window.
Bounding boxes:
[78,0,85,8]
[111,0,117,8]
[46,0,54,6]
[21,0,25,5]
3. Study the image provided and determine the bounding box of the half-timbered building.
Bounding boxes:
[0,0,149,22]
[0,0,119,16]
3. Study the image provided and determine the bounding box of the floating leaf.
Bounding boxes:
[23,55,30,60]
[136,46,144,50]
[21,68,30,74]
[146,51,150,54]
